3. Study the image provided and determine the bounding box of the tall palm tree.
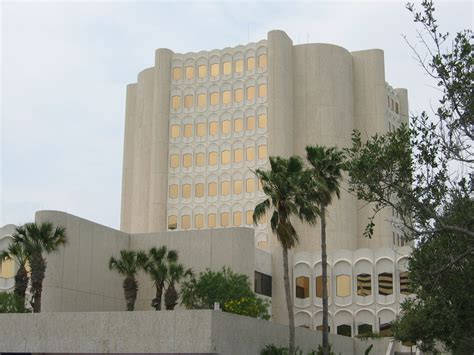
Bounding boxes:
[0,240,29,303]
[109,250,147,311]
[164,262,192,310]
[13,222,66,313]
[306,146,344,355]
[143,246,178,310]
[253,156,318,355]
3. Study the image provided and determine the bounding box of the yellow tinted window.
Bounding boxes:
[247,57,255,71]
[234,149,243,163]
[198,65,207,78]
[246,210,253,225]
[209,122,218,136]
[221,150,230,165]
[296,276,310,299]
[258,114,267,129]
[246,86,255,101]
[194,214,204,229]
[336,275,351,297]
[234,88,243,103]
[222,90,231,104]
[172,95,181,109]
[170,125,180,138]
[210,63,219,77]
[172,67,181,80]
[195,183,204,198]
[207,213,216,228]
[184,95,193,108]
[258,54,267,69]
[233,211,242,226]
[170,154,179,168]
[183,154,192,168]
[316,276,330,298]
[220,212,229,227]
[182,184,191,198]
[0,259,14,278]
[181,215,191,230]
[258,84,267,97]
[196,152,205,166]
[246,178,255,193]
[208,151,217,166]
[185,66,194,80]
[258,145,267,160]
[221,120,231,134]
[223,61,231,75]
[221,181,230,195]
[246,147,255,161]
[184,124,193,138]
[247,116,255,131]
[168,215,177,230]
[235,59,244,73]
[233,180,243,195]
[198,94,206,107]
[196,122,206,137]
[208,182,217,197]
[210,92,219,106]
[169,184,178,199]
[234,118,243,133]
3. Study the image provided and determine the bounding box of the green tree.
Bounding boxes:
[0,240,29,303]
[12,222,66,313]
[109,250,147,311]
[253,156,318,355]
[344,1,473,351]
[164,262,192,310]
[180,266,270,320]
[143,246,178,310]
[0,293,28,313]
[305,146,344,355]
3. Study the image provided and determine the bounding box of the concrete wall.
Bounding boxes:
[0,310,389,354]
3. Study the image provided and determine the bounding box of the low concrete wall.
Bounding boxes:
[0,310,388,354]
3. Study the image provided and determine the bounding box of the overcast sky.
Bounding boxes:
[1,0,472,229]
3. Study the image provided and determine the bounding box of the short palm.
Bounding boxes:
[109,250,147,311]
[0,241,29,303]
[164,262,192,310]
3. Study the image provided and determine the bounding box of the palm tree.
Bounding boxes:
[305,146,344,355]
[253,156,318,355]
[109,250,147,311]
[0,240,29,303]
[13,222,66,313]
[164,262,192,310]
[144,246,178,310]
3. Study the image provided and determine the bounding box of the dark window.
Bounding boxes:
[379,322,393,337]
[255,271,272,297]
[337,324,352,337]
[357,273,371,296]
[378,272,393,296]
[400,271,411,295]
[316,325,331,332]
[358,323,373,335]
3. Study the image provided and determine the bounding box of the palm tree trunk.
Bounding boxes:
[123,275,138,311]
[165,283,178,310]
[282,246,295,355]
[321,205,329,355]
[152,282,164,310]
[14,265,29,303]
[30,254,46,313]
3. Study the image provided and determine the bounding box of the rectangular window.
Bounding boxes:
[170,125,180,138]
[181,215,191,230]
[172,67,181,80]
[207,213,216,228]
[210,63,219,77]
[183,154,192,168]
[220,212,229,227]
[185,66,194,80]
[255,271,272,297]
[235,59,244,73]
[221,181,230,196]
[172,95,181,109]
[197,93,207,107]
[258,145,267,159]
[258,84,267,97]
[246,86,255,101]
[247,116,255,131]
[233,211,242,226]
[209,122,218,136]
[194,214,204,229]
[168,215,177,230]
[182,184,191,198]
[168,184,178,199]
[258,54,267,69]
[378,273,393,296]
[210,92,219,106]
[184,95,193,108]
[246,147,255,161]
[196,123,206,137]
[234,118,243,133]
[195,152,205,167]
[170,154,179,168]
[246,210,253,225]
[246,178,255,193]
[222,90,231,105]
[315,276,330,298]
[208,151,217,166]
[258,114,267,129]
[247,57,255,71]
[357,274,372,296]
[221,150,230,165]
[184,124,193,138]
[233,180,243,195]
[234,88,243,103]
[198,65,207,78]
[395,102,399,114]
[221,120,231,135]
[223,61,231,75]
[234,148,243,163]
[208,182,217,197]
[195,183,204,198]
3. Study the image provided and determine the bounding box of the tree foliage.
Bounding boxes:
[180,266,270,320]
[0,293,28,313]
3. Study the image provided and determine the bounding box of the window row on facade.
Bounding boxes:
[171,53,267,82]
[170,114,267,139]
[168,177,262,201]
[295,271,411,300]
[167,208,266,231]
[170,84,267,110]
[169,144,268,169]
[387,95,399,114]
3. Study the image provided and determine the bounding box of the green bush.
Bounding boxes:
[0,292,28,313]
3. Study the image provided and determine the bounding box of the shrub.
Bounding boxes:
[0,292,28,313]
